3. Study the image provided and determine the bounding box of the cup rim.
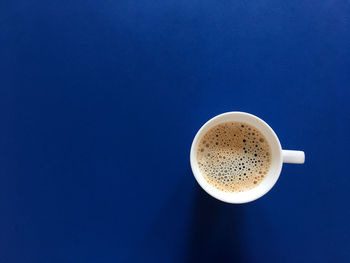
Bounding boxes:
[190,112,283,203]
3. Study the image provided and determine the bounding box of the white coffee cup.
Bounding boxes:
[190,112,305,204]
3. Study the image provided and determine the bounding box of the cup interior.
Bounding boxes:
[190,112,283,203]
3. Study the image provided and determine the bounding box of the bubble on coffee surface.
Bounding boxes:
[197,122,271,193]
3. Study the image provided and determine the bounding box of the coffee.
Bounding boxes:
[196,122,271,193]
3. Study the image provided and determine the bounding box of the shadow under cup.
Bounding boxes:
[190,112,283,204]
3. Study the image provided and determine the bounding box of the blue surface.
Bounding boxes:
[1,0,350,262]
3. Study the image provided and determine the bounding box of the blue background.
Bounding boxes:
[1,0,350,262]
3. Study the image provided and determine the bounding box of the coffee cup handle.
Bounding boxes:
[282,150,305,164]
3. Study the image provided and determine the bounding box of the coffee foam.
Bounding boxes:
[196,122,271,193]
